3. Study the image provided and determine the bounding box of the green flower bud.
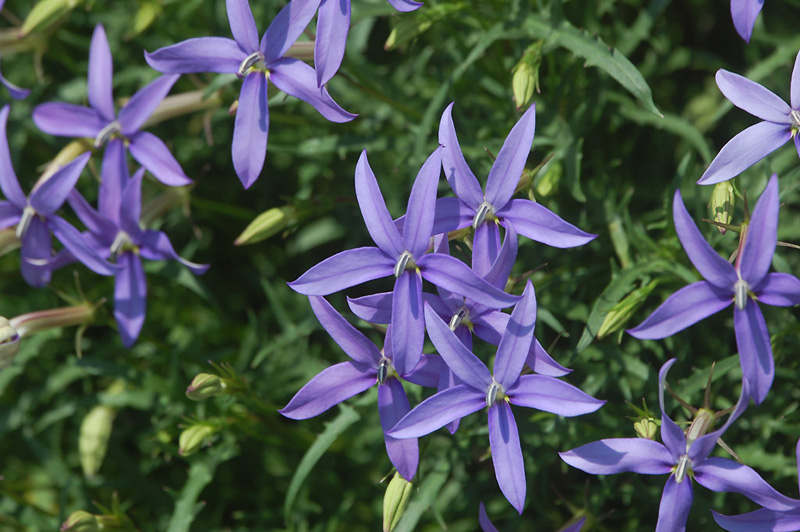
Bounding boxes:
[511,43,543,109]
[383,472,413,532]
[597,281,658,339]
[186,373,226,401]
[79,405,116,478]
[709,181,735,235]
[634,417,658,440]
[179,424,217,456]
[234,206,297,245]
[21,0,85,37]
[61,510,99,532]
[0,317,20,370]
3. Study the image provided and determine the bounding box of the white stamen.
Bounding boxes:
[377,358,390,385]
[674,455,690,483]
[472,202,493,229]
[734,279,749,311]
[15,206,36,239]
[486,381,501,407]
[109,231,131,262]
[394,251,414,278]
[238,51,265,78]
[791,109,800,130]
[449,308,469,330]
[94,121,121,148]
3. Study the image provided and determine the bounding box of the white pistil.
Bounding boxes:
[486,381,501,407]
[449,308,469,330]
[109,231,131,262]
[472,201,493,229]
[15,206,36,239]
[393,251,414,278]
[237,51,265,78]
[377,357,390,385]
[734,279,749,311]
[674,454,690,483]
[94,121,121,148]
[791,109,800,131]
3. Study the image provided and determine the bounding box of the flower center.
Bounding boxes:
[94,121,122,148]
[15,206,36,239]
[486,380,505,407]
[791,109,800,133]
[674,454,691,483]
[472,201,494,229]
[734,278,749,311]
[237,51,265,79]
[109,231,133,261]
[377,357,391,385]
[393,251,416,278]
[449,307,470,330]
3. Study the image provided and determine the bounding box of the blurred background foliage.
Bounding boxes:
[0,0,799,530]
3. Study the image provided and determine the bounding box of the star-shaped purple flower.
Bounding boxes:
[713,437,800,531]
[560,359,794,532]
[698,49,800,185]
[731,0,765,43]
[33,25,190,192]
[289,147,519,377]
[390,281,604,513]
[280,296,443,480]
[627,176,800,404]
[145,0,356,189]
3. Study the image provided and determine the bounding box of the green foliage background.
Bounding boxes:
[1,0,800,530]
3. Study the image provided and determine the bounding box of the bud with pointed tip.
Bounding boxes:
[234,206,296,246]
[512,43,543,109]
[383,472,413,532]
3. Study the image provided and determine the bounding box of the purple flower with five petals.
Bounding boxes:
[560,359,793,532]
[628,176,800,404]
[280,296,443,480]
[33,25,190,193]
[289,147,519,377]
[389,282,604,513]
[145,0,356,189]
[698,49,800,185]
[731,0,765,43]
[315,0,422,87]
[0,105,117,287]
[713,438,800,531]
[437,102,595,274]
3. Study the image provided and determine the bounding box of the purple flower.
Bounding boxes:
[145,0,356,189]
[478,501,585,532]
[390,282,604,513]
[627,176,800,404]
[698,49,800,185]
[731,0,765,42]
[315,0,422,87]
[437,102,595,273]
[0,106,117,287]
[67,168,208,347]
[560,359,793,532]
[279,296,442,480]
[33,25,189,192]
[713,438,800,531]
[289,147,519,376]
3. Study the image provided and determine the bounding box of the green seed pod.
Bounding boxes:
[79,405,116,478]
[0,317,20,370]
[511,43,543,109]
[597,281,658,339]
[634,417,658,440]
[234,206,296,245]
[179,424,216,456]
[383,472,413,532]
[186,373,226,401]
[709,181,735,235]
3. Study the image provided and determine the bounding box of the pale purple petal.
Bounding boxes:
[309,295,383,367]
[626,281,732,339]
[20,217,51,287]
[438,103,483,210]
[423,302,492,390]
[226,0,259,52]
[472,221,501,278]
[48,216,118,276]
[379,379,418,480]
[485,104,536,209]
[698,121,791,185]
[0,105,25,208]
[418,253,519,308]
[757,273,800,306]
[98,138,128,224]
[137,230,209,275]
[403,147,441,257]
[655,475,693,532]
[269,58,357,123]
[735,303,774,405]
[507,374,604,416]
[564,517,587,532]
[0,201,20,228]
[713,508,800,532]
[119,169,144,239]
[656,359,688,456]
[696,458,799,511]
[673,189,738,289]
[739,174,778,286]
[472,310,509,346]
[430,197,473,234]
[716,69,789,122]
[67,191,115,244]
[128,131,193,186]
[478,502,499,532]
[347,292,392,323]
[385,0,423,11]
[389,384,485,438]
[32,103,105,138]
[315,0,350,87]
[145,37,243,74]
[391,271,424,376]
[793,49,800,109]
[115,251,146,347]
[498,199,597,248]
[404,354,445,388]
[560,438,674,475]
[119,74,180,136]
[288,246,394,295]
[488,401,526,514]
[88,25,115,121]
[29,152,91,215]
[354,149,403,257]
[493,281,536,389]
[279,361,376,419]
[261,0,321,62]
[0,59,30,100]
[525,338,571,376]
[483,221,517,290]
[231,71,268,189]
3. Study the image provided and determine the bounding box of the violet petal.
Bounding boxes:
[488,401,526,514]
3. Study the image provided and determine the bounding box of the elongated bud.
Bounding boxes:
[634,417,658,440]
[0,317,20,370]
[61,510,99,532]
[511,43,543,109]
[598,281,658,338]
[79,405,116,478]
[9,302,97,337]
[383,472,413,532]
[179,424,216,456]
[685,408,716,445]
[234,206,297,246]
[534,161,561,198]
[21,0,86,37]
[186,373,226,400]
[709,181,735,235]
